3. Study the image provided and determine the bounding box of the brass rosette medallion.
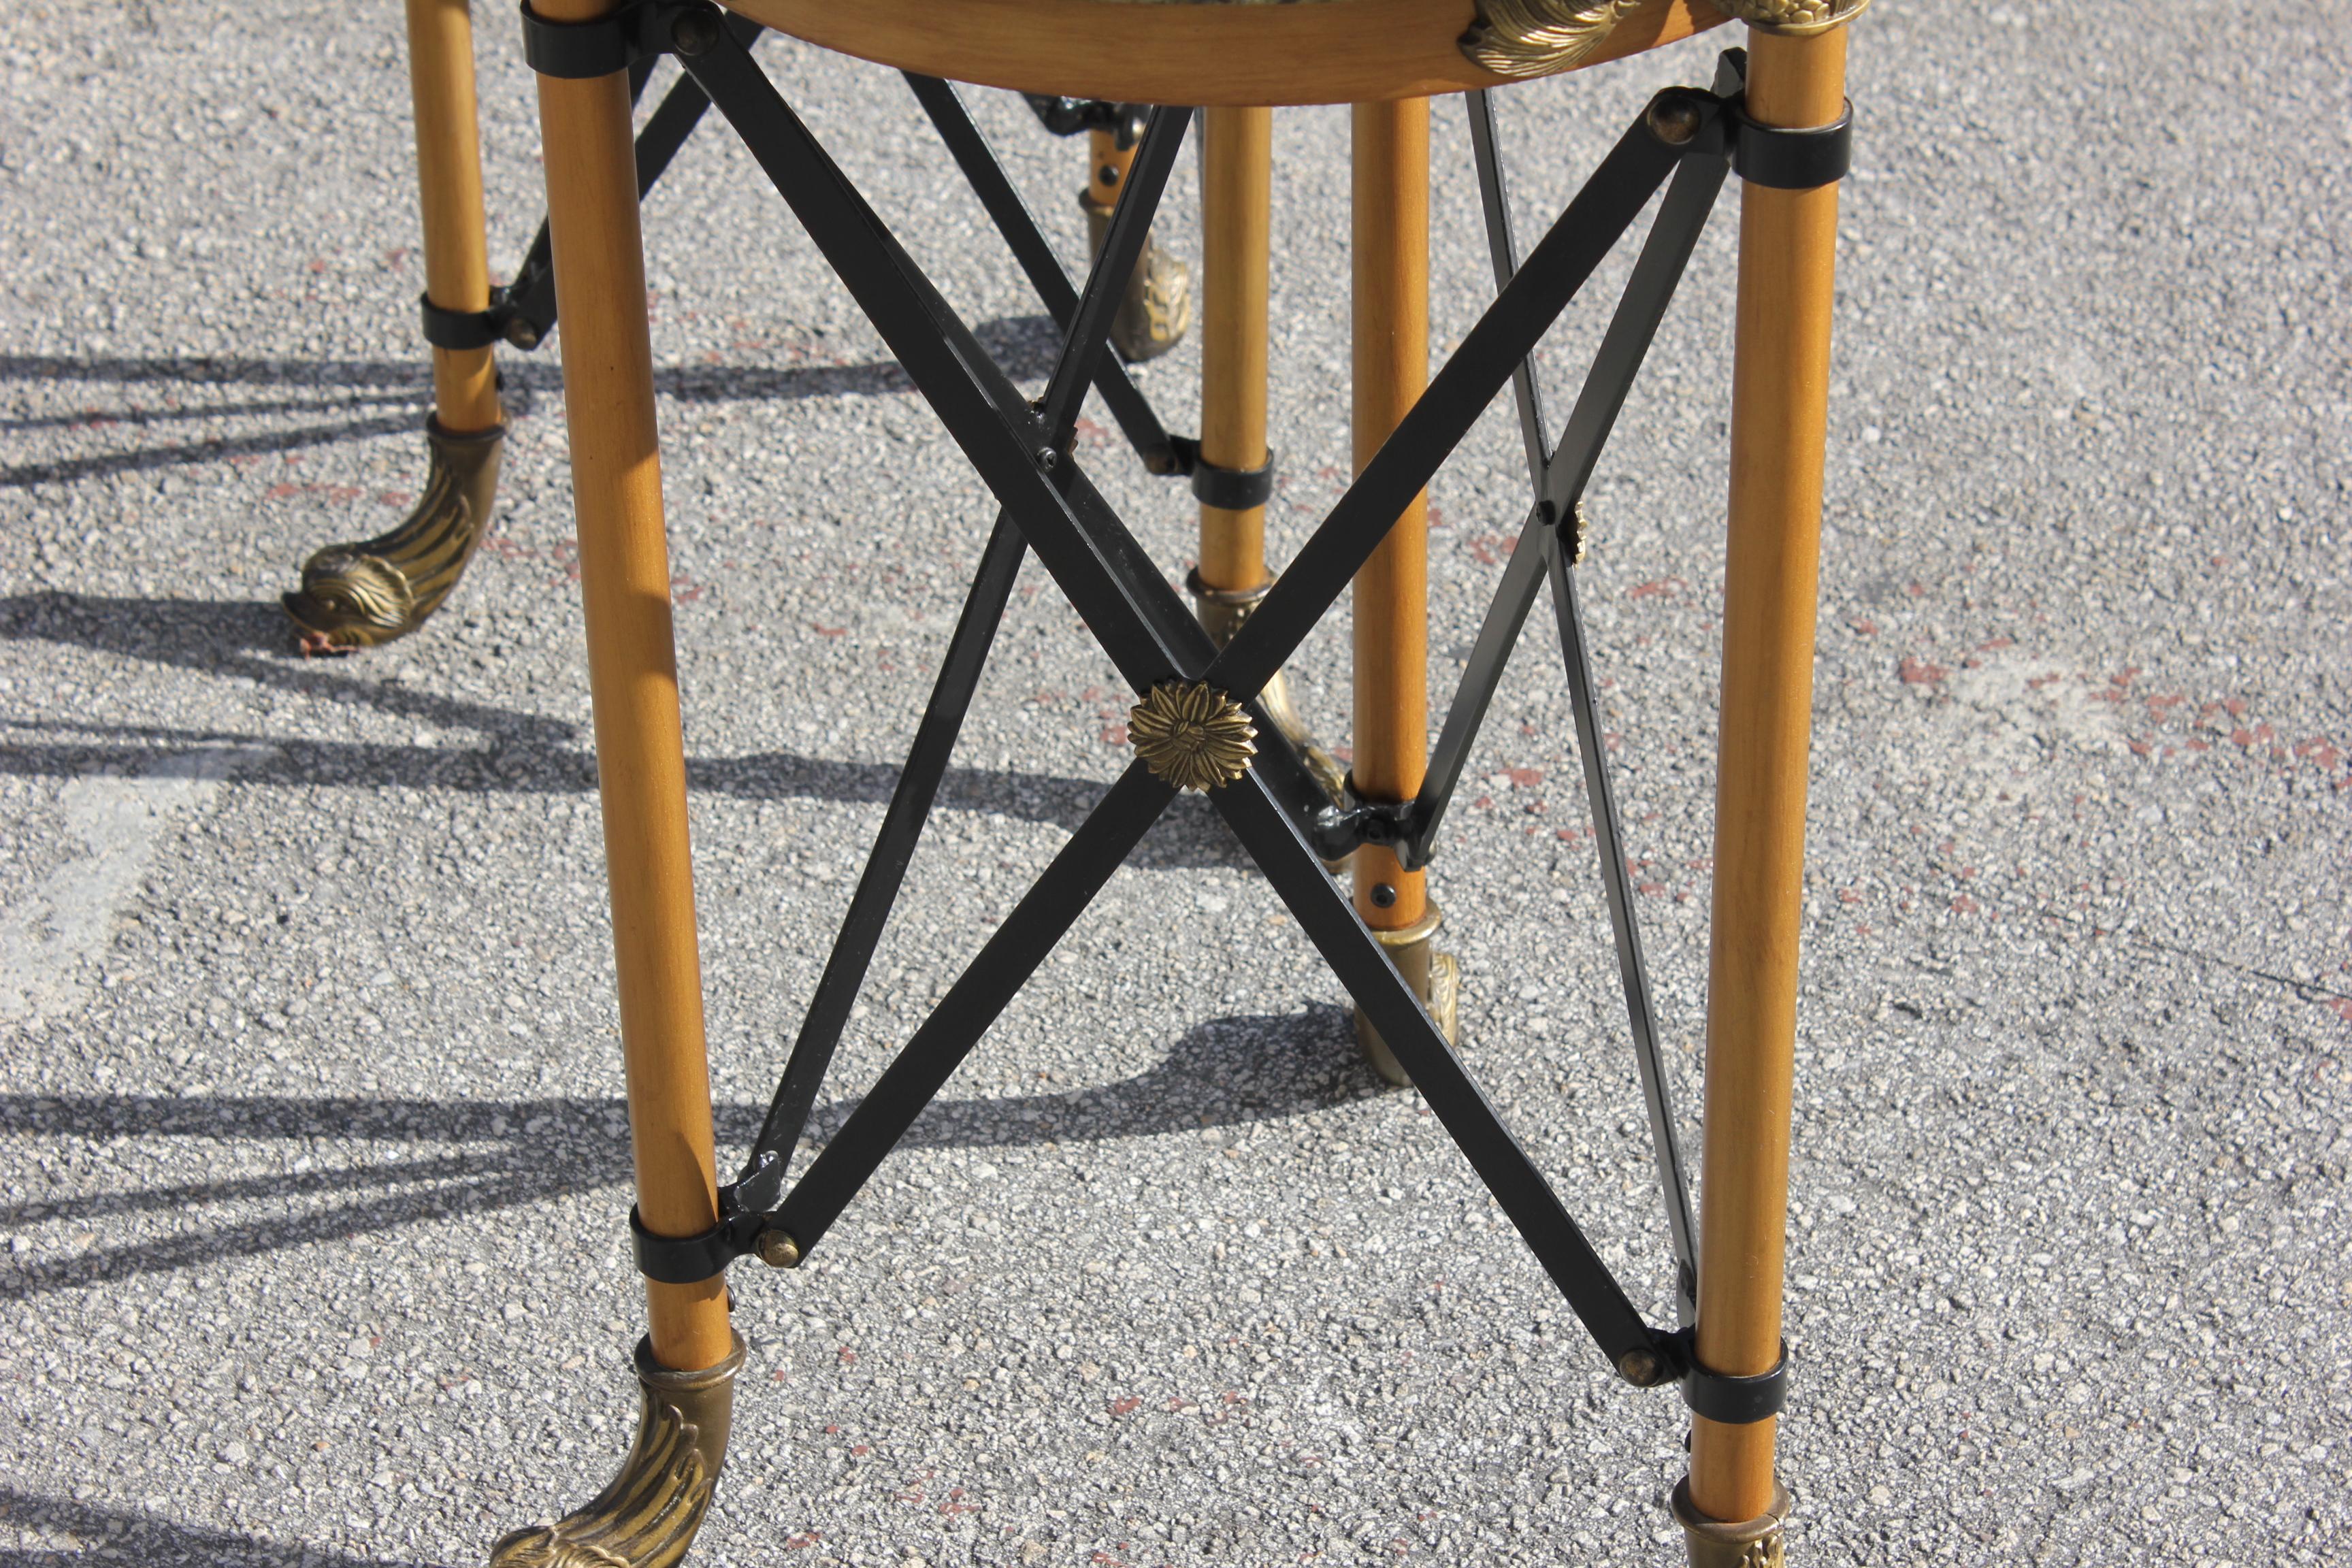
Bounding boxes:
[1129,681,1256,792]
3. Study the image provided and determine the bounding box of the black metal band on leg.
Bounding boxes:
[519,0,665,79]
[418,293,504,351]
[631,1203,760,1286]
[1730,99,1852,190]
[1679,1336,1790,1424]
[1189,451,1275,512]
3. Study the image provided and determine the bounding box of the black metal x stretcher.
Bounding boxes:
[526,0,1842,1428]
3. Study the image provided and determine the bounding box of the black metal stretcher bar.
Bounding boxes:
[726,103,1198,1222]
[901,72,1179,468]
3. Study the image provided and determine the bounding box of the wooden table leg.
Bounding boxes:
[487,4,742,1561]
[408,0,500,437]
[283,0,507,651]
[1081,125,1191,362]
[1348,96,1455,1083]
[1196,105,1272,602]
[1189,105,1334,783]
[1677,24,1852,1566]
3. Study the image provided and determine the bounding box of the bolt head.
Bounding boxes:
[1370,883,1399,909]
[670,7,721,54]
[1036,446,1061,472]
[1617,1348,1664,1386]
[504,319,542,351]
[1648,96,1703,147]
[755,1228,802,1269]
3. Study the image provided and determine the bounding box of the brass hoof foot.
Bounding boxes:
[283,414,506,653]
[1186,571,1347,806]
[1670,1477,1792,1568]
[1354,903,1458,1089]
[1081,193,1192,363]
[490,1332,746,1568]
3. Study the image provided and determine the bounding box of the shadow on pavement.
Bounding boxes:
[0,316,1066,489]
[0,1487,446,1568]
[0,1006,1370,1299]
[0,590,1256,860]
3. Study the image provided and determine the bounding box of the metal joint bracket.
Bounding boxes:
[1023,94,1150,147]
[417,291,501,351]
[1311,785,1428,866]
[520,0,693,78]
[1674,1331,1791,1424]
[418,287,545,353]
[629,1203,762,1285]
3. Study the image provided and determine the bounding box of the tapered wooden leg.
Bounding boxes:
[1197,106,1271,598]
[408,0,500,435]
[1678,25,1852,1567]
[284,0,508,652]
[486,3,741,1563]
[1348,97,1455,1082]
[1188,106,1337,794]
[534,0,731,1382]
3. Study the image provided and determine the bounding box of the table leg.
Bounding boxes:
[1081,126,1191,362]
[284,0,506,653]
[1349,96,1456,1083]
[1190,105,1335,789]
[1677,24,1852,1567]
[488,4,741,1561]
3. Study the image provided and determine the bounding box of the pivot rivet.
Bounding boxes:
[1648,95,1703,146]
[670,7,721,55]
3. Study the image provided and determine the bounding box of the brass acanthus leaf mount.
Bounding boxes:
[1129,681,1257,792]
[282,415,506,654]
[1705,0,1872,33]
[1461,0,1871,81]
[489,1333,746,1568]
[1460,0,1651,80]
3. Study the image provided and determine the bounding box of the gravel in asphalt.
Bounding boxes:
[0,1,2346,1563]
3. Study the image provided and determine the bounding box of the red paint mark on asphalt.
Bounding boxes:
[1899,656,1947,685]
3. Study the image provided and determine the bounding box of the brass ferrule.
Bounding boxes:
[1671,1477,1793,1568]
[636,1332,747,1485]
[1353,900,1459,1085]
[1185,568,1273,644]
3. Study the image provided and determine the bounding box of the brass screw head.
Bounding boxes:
[1648,96,1703,147]
[670,6,722,54]
[755,1228,802,1269]
[1616,1346,1665,1386]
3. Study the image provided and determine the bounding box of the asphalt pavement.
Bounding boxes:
[0,0,2346,1563]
